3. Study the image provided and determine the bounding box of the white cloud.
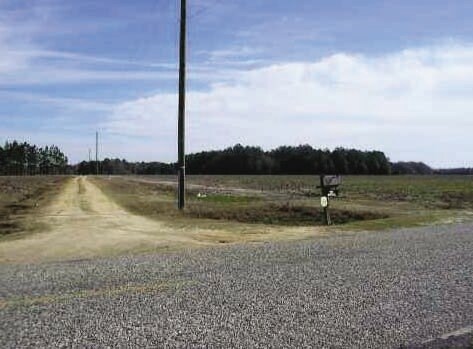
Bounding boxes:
[106,43,473,167]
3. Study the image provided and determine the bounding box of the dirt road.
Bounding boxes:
[0,176,328,263]
[0,177,198,263]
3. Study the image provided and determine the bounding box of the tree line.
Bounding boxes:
[72,145,394,176]
[0,141,68,175]
[186,144,392,175]
[391,162,434,175]
[435,168,473,175]
[3,141,470,176]
[74,159,174,175]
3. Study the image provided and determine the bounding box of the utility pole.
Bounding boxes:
[96,131,99,176]
[88,148,92,174]
[177,0,186,210]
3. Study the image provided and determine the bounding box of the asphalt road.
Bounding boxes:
[1,223,472,348]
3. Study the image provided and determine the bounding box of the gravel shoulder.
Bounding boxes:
[1,223,472,348]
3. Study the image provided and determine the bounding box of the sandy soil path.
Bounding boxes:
[0,177,198,263]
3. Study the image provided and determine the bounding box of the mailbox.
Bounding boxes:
[317,175,342,197]
[317,175,342,226]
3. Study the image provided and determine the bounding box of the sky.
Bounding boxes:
[1,0,473,168]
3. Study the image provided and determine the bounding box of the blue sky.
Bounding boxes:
[1,0,473,167]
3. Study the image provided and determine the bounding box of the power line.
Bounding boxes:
[189,0,226,20]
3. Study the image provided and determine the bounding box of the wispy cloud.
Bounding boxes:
[0,91,113,112]
[0,0,179,85]
[0,24,176,85]
[9,49,178,69]
[0,24,240,86]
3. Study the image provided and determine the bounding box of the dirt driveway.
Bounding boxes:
[0,177,199,263]
[1,176,322,263]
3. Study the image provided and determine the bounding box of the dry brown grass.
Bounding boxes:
[2,175,471,264]
[0,176,70,237]
[102,175,473,232]
[93,177,386,227]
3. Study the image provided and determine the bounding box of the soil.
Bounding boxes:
[0,177,199,263]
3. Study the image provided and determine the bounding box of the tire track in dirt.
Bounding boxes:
[0,177,201,263]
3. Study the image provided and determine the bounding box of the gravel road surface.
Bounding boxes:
[1,223,472,348]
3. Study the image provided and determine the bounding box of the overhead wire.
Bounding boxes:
[189,0,226,20]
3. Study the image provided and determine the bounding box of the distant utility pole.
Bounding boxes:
[96,131,99,175]
[177,0,186,210]
[88,148,91,162]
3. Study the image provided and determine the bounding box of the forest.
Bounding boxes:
[0,141,68,175]
[3,141,470,176]
[72,145,393,175]
[186,144,392,175]
[76,145,432,175]
[74,159,174,175]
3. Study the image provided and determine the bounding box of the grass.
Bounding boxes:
[188,202,388,226]
[341,175,473,209]
[0,176,70,237]
[197,194,262,204]
[1,175,471,264]
[94,175,473,230]
[93,177,384,227]
[2,174,471,233]
[130,174,473,207]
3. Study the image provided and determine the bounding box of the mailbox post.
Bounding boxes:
[317,175,342,226]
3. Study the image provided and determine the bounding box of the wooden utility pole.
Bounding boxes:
[96,131,99,175]
[177,0,186,209]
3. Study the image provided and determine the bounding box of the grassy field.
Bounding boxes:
[0,176,70,237]
[93,176,387,227]
[100,175,473,230]
[1,174,472,263]
[125,174,473,202]
[133,175,473,208]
